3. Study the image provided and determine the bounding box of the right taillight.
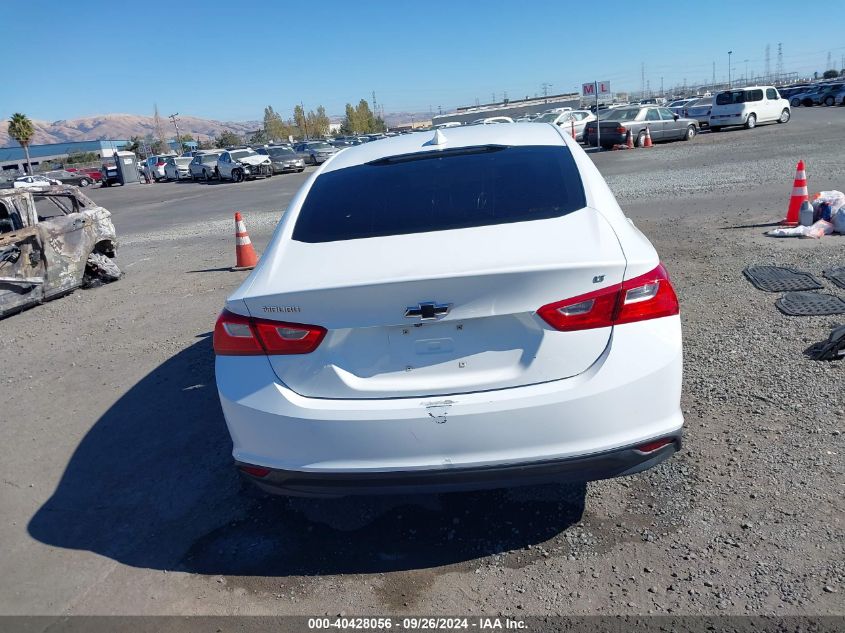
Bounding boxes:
[213,309,326,355]
[537,264,679,332]
[616,125,627,134]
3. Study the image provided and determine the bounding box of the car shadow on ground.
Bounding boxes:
[28,337,585,577]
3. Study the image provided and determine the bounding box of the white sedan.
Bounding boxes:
[163,156,193,181]
[214,124,683,496]
[533,109,597,141]
[13,175,60,189]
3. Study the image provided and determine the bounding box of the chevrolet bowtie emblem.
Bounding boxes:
[404,301,451,320]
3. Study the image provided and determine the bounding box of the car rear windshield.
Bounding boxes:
[269,148,296,156]
[716,91,747,105]
[200,153,220,162]
[600,108,640,121]
[292,145,586,243]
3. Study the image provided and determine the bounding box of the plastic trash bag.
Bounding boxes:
[812,190,845,215]
[767,226,807,237]
[804,220,834,239]
[832,207,845,234]
[767,220,833,238]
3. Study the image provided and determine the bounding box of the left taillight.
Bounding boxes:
[537,264,679,332]
[213,309,326,355]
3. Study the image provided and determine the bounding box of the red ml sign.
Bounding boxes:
[582,81,611,96]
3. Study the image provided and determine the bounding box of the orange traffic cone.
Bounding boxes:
[643,126,653,148]
[571,120,576,140]
[626,129,634,149]
[233,211,258,270]
[782,160,807,226]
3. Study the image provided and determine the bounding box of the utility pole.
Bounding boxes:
[372,91,378,114]
[540,82,551,100]
[300,101,308,139]
[712,61,715,87]
[438,105,442,115]
[776,43,784,82]
[744,59,749,85]
[168,113,183,154]
[727,51,733,88]
[765,44,771,80]
[641,62,645,98]
[660,76,664,97]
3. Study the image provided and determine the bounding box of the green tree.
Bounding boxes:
[8,113,35,175]
[264,105,289,141]
[293,104,307,138]
[124,136,143,155]
[340,103,357,135]
[822,69,839,79]
[249,129,268,145]
[197,137,217,150]
[306,105,331,138]
[215,130,242,147]
[65,151,100,165]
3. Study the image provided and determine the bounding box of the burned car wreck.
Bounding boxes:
[0,186,120,318]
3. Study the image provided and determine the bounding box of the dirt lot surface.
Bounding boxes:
[1,108,843,618]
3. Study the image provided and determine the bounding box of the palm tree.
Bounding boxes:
[8,113,35,175]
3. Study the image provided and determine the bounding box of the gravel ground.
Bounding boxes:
[0,108,842,619]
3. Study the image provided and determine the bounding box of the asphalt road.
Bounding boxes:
[1,106,843,620]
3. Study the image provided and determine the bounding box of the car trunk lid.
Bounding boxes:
[238,210,626,399]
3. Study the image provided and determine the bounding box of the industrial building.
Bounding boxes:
[0,139,128,173]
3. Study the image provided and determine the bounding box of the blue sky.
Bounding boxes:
[5,0,844,123]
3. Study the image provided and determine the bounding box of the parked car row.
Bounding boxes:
[786,82,845,107]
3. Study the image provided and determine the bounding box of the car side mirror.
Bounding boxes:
[673,113,679,120]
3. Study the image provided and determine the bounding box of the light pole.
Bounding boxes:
[728,51,733,88]
[169,113,183,154]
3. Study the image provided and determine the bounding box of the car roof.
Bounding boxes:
[321,123,566,174]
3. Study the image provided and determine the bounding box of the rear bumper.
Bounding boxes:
[216,316,683,495]
[709,113,746,126]
[239,432,681,496]
[584,132,627,147]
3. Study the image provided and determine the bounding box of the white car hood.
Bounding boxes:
[237,155,270,166]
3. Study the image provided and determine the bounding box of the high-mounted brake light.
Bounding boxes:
[213,309,326,355]
[537,264,679,332]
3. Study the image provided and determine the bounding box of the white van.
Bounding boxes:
[709,86,790,131]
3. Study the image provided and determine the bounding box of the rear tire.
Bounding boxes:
[684,125,696,141]
[744,114,756,129]
[824,96,835,107]
[778,109,790,123]
[790,98,801,107]
[79,178,89,187]
[636,130,646,147]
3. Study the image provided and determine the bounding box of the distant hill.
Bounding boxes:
[0,113,261,147]
[0,110,435,147]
